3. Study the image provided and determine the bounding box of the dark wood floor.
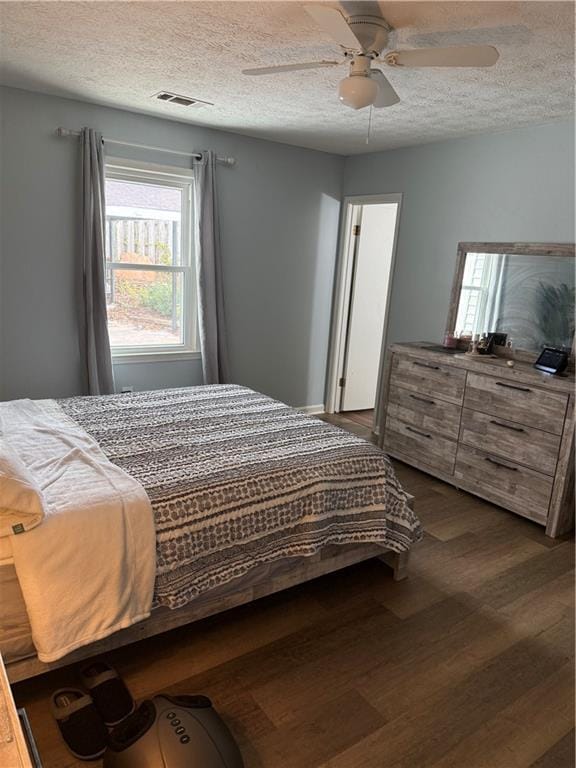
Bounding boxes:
[335,408,375,431]
[13,413,574,768]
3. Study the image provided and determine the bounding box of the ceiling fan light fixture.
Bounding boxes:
[338,74,378,109]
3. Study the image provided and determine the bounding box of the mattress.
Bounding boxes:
[0,563,35,663]
[0,537,12,566]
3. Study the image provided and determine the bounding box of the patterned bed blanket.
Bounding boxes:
[59,385,422,609]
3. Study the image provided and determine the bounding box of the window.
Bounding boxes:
[455,252,504,336]
[104,161,197,360]
[455,253,489,335]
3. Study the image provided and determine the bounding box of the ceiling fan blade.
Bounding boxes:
[387,45,499,68]
[242,60,340,76]
[304,5,362,50]
[370,70,400,107]
[405,25,530,48]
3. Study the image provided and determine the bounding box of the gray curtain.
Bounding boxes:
[483,253,507,334]
[80,128,115,395]
[193,151,229,384]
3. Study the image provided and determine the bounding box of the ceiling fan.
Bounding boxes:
[242,5,499,110]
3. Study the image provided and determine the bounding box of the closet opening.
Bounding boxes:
[325,194,402,436]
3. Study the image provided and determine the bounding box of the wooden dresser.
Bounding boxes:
[0,653,37,767]
[380,343,575,537]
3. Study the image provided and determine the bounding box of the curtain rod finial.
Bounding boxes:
[56,127,77,138]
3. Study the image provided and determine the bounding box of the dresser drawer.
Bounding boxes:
[390,355,466,405]
[460,408,561,477]
[388,384,461,440]
[384,415,457,475]
[464,372,568,435]
[455,445,552,524]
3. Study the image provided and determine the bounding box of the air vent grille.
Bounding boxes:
[153,91,213,108]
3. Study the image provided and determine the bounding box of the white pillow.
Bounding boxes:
[0,441,46,537]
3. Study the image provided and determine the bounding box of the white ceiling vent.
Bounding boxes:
[153,91,213,107]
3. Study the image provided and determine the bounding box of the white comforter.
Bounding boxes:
[0,399,156,662]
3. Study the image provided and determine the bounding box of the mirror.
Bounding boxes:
[447,243,575,357]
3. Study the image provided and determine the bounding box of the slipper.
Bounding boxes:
[80,662,135,727]
[51,688,108,761]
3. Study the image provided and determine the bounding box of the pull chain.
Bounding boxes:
[366,106,373,145]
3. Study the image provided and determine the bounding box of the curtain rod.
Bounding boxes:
[55,127,236,167]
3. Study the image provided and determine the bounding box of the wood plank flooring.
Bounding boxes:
[334,409,375,430]
[13,413,574,768]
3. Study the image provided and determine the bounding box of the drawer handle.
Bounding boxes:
[490,420,525,433]
[410,394,436,406]
[406,425,432,439]
[413,361,440,371]
[485,457,518,472]
[495,381,531,393]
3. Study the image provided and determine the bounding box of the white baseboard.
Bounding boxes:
[296,404,325,416]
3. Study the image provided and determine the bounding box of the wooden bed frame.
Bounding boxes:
[2,538,411,683]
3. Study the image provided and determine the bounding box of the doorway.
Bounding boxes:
[325,194,402,433]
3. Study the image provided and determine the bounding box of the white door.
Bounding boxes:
[340,203,399,412]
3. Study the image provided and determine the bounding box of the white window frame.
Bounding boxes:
[104,158,199,363]
[455,253,492,335]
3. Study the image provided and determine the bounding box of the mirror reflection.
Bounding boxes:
[454,251,575,353]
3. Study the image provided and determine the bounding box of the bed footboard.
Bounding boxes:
[5,494,417,682]
[378,493,415,581]
[5,539,413,682]
[378,550,410,581]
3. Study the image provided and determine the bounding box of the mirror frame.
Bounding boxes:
[446,242,576,362]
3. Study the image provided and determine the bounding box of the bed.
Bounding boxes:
[0,385,421,682]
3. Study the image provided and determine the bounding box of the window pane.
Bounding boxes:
[455,287,482,334]
[105,179,183,266]
[462,252,486,288]
[106,268,184,348]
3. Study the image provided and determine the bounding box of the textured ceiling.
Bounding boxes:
[0,1,574,155]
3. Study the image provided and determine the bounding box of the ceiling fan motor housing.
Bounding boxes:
[348,54,372,76]
[347,15,391,56]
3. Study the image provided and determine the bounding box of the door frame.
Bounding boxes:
[325,193,403,419]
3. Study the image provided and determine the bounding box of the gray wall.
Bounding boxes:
[0,86,343,405]
[343,119,575,348]
[2,85,573,407]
